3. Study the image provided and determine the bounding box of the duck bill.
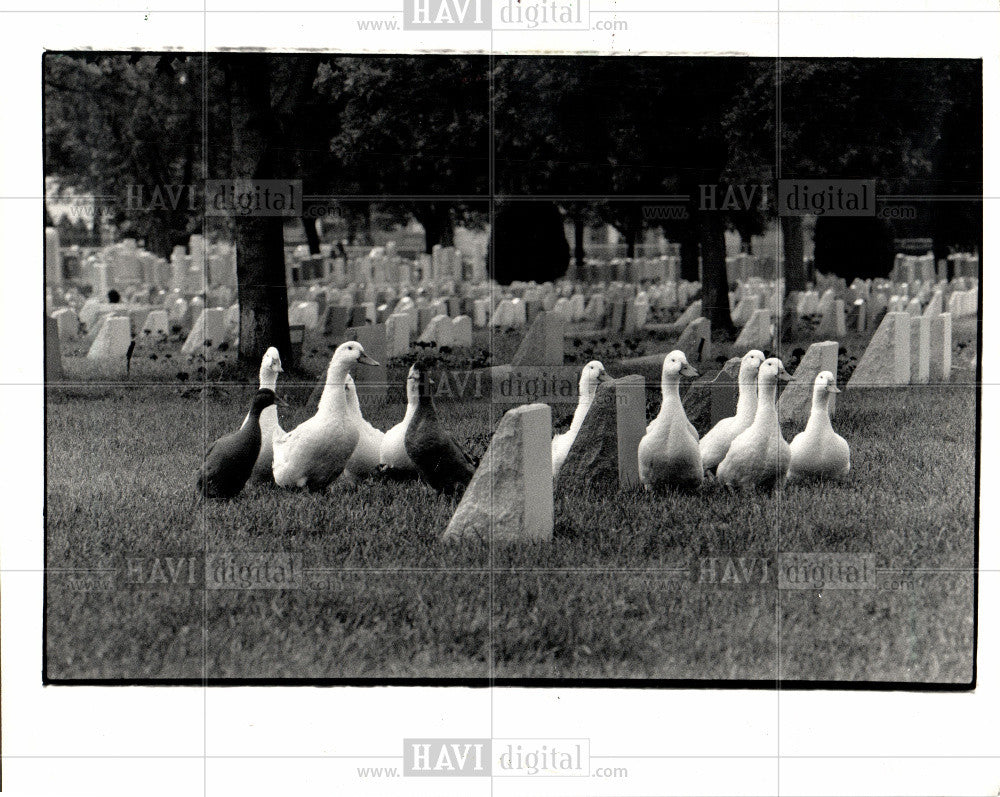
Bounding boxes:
[777,370,794,381]
[357,353,380,367]
[826,384,841,394]
[598,372,614,383]
[681,364,699,378]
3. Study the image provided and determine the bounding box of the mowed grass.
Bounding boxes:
[46,337,977,683]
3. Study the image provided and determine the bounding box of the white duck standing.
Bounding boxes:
[699,349,765,472]
[271,341,379,490]
[638,350,703,490]
[245,346,286,484]
[717,357,793,489]
[379,363,420,477]
[340,374,386,483]
[552,360,611,477]
[787,370,850,481]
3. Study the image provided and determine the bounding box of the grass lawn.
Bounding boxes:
[45,319,978,683]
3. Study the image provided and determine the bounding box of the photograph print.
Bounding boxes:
[43,53,981,685]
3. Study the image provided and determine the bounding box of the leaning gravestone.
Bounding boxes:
[734,309,773,351]
[709,357,742,425]
[52,307,78,341]
[910,314,930,384]
[46,315,64,381]
[386,313,411,357]
[442,403,553,544]
[929,312,952,383]
[817,299,846,339]
[673,300,702,330]
[846,311,910,389]
[419,314,454,348]
[511,311,564,367]
[181,308,225,355]
[676,317,711,363]
[87,315,132,361]
[451,315,473,348]
[558,375,647,493]
[141,309,169,338]
[778,340,839,424]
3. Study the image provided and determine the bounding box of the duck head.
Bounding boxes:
[759,357,793,383]
[579,360,612,394]
[259,346,283,388]
[261,346,283,374]
[249,388,276,416]
[738,349,766,381]
[405,363,421,404]
[814,370,840,395]
[661,350,699,381]
[329,341,380,375]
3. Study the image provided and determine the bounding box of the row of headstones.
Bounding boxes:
[847,311,953,388]
[889,252,979,284]
[441,301,961,545]
[575,255,682,285]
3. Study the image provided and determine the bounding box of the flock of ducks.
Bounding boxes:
[197,341,477,499]
[636,348,850,490]
[196,340,851,500]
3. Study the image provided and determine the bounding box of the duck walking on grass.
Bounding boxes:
[699,349,765,472]
[638,350,703,490]
[717,357,793,489]
[404,363,477,496]
[245,346,285,484]
[379,364,420,478]
[197,389,275,499]
[787,371,850,482]
[552,360,611,478]
[271,341,379,491]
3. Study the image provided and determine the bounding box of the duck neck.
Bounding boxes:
[569,382,597,433]
[735,367,758,422]
[259,371,278,392]
[318,362,350,416]
[417,389,437,418]
[807,390,834,430]
[657,373,683,419]
[402,390,418,422]
[752,378,778,427]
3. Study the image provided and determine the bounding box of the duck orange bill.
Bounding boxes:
[778,370,794,381]
[681,364,699,377]
[358,353,380,366]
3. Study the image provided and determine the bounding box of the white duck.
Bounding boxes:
[244,347,286,484]
[552,360,611,477]
[638,350,703,489]
[787,370,850,481]
[340,374,385,483]
[699,349,766,472]
[717,357,792,489]
[379,363,420,476]
[271,341,379,490]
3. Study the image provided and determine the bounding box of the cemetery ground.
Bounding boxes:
[44,317,978,683]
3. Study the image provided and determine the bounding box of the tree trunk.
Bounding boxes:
[573,208,585,273]
[225,56,293,369]
[679,219,700,282]
[302,215,321,255]
[416,202,454,253]
[780,215,806,292]
[697,209,734,334]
